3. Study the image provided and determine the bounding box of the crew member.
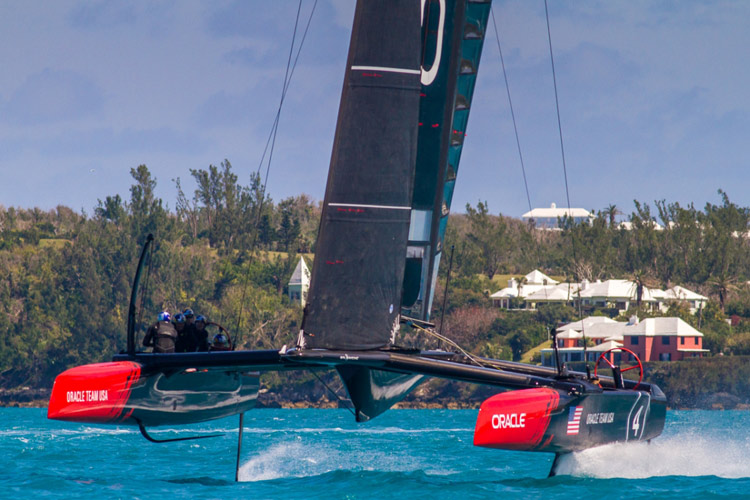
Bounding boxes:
[143,311,177,353]
[182,308,197,351]
[193,315,210,352]
[210,330,232,351]
[173,313,194,352]
[183,308,195,327]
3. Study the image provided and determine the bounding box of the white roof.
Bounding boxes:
[582,321,627,340]
[288,257,311,286]
[623,317,704,337]
[525,282,581,301]
[525,287,571,302]
[490,287,519,299]
[491,282,555,300]
[588,340,624,352]
[558,316,618,332]
[618,220,664,231]
[664,285,708,302]
[579,279,657,302]
[524,269,558,285]
[522,203,592,219]
[556,329,584,339]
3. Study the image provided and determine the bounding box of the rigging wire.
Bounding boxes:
[490,5,546,291]
[234,0,319,345]
[411,323,486,369]
[543,0,572,218]
[312,371,356,418]
[490,6,532,215]
[544,0,589,374]
[135,240,155,349]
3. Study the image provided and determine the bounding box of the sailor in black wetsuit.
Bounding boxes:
[194,315,210,352]
[182,308,198,352]
[142,311,178,353]
[173,313,191,353]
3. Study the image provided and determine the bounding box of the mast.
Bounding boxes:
[402,0,492,321]
[300,1,423,350]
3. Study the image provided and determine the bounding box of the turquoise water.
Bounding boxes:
[3,408,750,499]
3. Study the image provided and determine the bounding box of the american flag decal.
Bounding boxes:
[566,406,583,435]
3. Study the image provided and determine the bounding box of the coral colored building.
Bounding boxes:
[622,317,708,361]
[540,316,709,367]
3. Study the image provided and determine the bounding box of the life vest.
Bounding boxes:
[153,321,178,353]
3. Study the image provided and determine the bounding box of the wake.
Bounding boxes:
[238,441,341,481]
[556,431,750,478]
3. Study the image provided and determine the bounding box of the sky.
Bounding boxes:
[2,0,750,220]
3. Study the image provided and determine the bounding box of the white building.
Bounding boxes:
[490,269,559,308]
[522,203,593,230]
[287,257,311,306]
[495,273,708,315]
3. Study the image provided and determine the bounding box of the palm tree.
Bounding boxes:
[603,204,621,228]
[631,270,659,309]
[708,273,738,312]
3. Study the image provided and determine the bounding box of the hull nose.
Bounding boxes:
[47,361,142,423]
[474,388,561,450]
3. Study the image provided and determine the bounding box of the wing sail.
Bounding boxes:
[301,1,423,350]
[403,0,492,320]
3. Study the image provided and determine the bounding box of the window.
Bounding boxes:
[659,352,672,361]
[661,336,670,345]
[630,336,639,345]
[681,337,685,345]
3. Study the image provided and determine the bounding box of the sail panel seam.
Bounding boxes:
[351,65,421,75]
[328,203,411,210]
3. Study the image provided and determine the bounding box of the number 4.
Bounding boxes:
[632,406,643,436]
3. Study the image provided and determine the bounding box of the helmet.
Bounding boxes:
[195,315,206,323]
[183,308,194,318]
[173,313,186,324]
[158,311,170,322]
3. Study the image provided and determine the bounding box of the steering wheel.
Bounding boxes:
[594,347,643,390]
[206,322,234,351]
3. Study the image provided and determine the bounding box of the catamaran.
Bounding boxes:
[48,0,666,478]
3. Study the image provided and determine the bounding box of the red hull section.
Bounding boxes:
[48,358,261,427]
[47,361,142,423]
[474,387,666,454]
[474,388,561,450]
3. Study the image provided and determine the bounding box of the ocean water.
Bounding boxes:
[3,407,750,499]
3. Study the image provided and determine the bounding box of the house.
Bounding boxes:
[493,272,708,315]
[522,202,593,230]
[577,279,659,312]
[661,286,709,314]
[489,269,558,308]
[540,315,708,367]
[287,256,311,306]
[621,317,709,361]
[524,282,581,309]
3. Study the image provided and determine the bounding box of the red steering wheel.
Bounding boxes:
[594,347,643,390]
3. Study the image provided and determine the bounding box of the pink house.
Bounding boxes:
[622,317,708,361]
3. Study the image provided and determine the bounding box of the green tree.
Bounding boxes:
[465,201,510,280]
